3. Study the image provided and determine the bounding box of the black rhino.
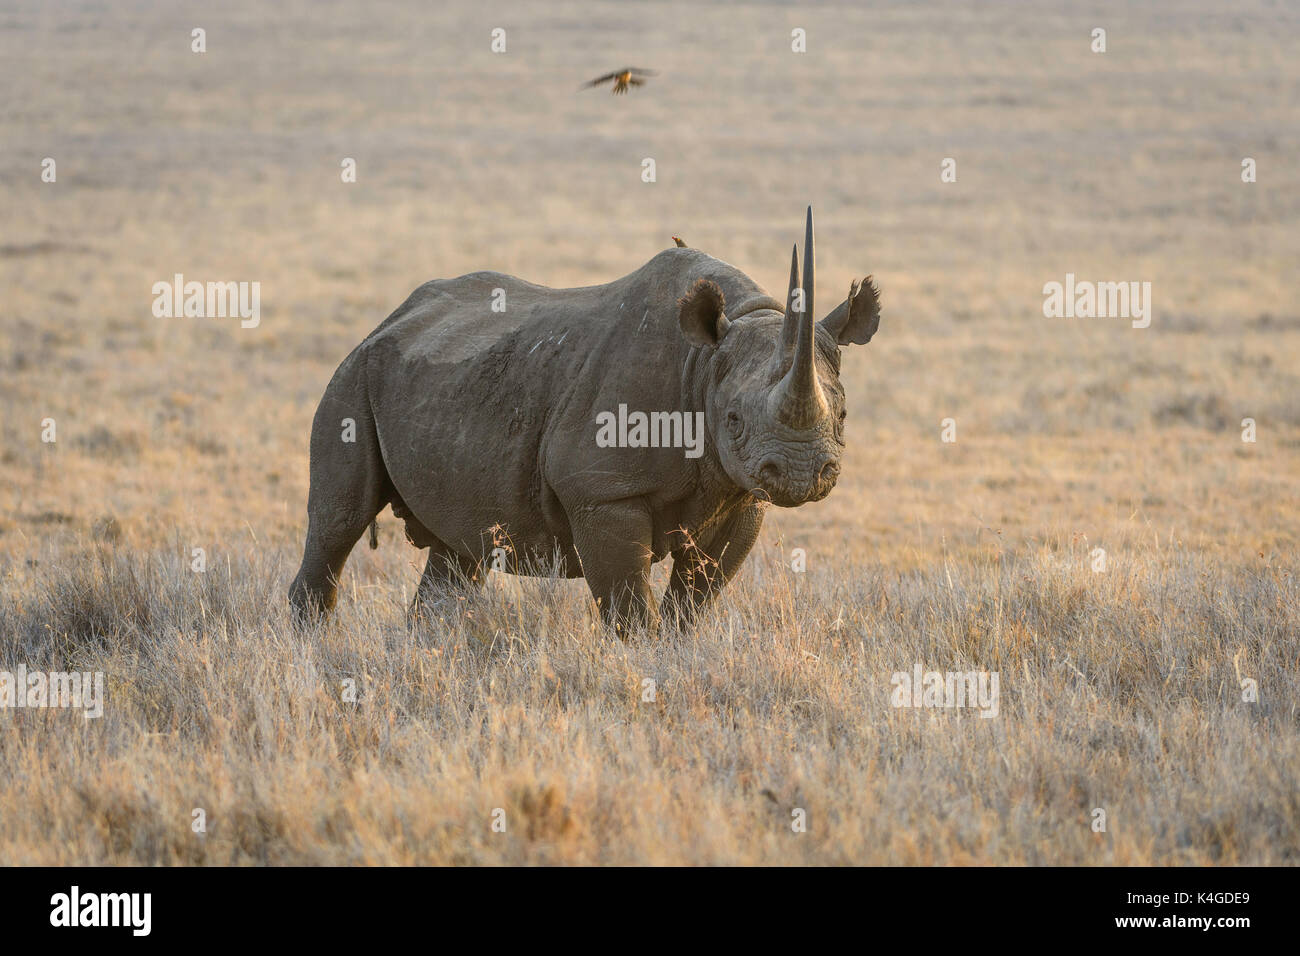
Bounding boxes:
[290,209,880,631]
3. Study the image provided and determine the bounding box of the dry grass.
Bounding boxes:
[2,538,1297,865]
[1,0,1299,864]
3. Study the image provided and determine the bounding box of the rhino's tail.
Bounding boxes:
[368,519,378,549]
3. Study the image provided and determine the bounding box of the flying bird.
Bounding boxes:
[581,67,657,95]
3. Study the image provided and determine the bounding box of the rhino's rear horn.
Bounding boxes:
[779,244,800,354]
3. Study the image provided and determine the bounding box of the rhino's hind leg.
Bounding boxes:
[289,385,392,622]
[290,512,376,621]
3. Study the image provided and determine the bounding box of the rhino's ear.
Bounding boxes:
[819,276,881,345]
[677,278,730,347]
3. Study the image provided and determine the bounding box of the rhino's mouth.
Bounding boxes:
[756,486,824,508]
[749,461,839,508]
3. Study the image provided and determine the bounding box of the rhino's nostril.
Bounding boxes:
[819,461,840,484]
[758,460,782,487]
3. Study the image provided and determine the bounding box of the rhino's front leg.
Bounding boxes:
[661,501,766,628]
[570,499,656,635]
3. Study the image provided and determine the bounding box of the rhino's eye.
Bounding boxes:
[726,410,742,438]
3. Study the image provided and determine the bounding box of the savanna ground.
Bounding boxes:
[0,0,1297,864]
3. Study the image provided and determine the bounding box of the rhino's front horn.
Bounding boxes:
[802,205,814,332]
[773,207,828,429]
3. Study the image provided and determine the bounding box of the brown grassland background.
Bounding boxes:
[1,0,1298,863]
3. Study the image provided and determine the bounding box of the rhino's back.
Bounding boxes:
[365,270,613,369]
[364,248,777,371]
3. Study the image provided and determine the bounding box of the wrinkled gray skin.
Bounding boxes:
[289,208,880,632]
